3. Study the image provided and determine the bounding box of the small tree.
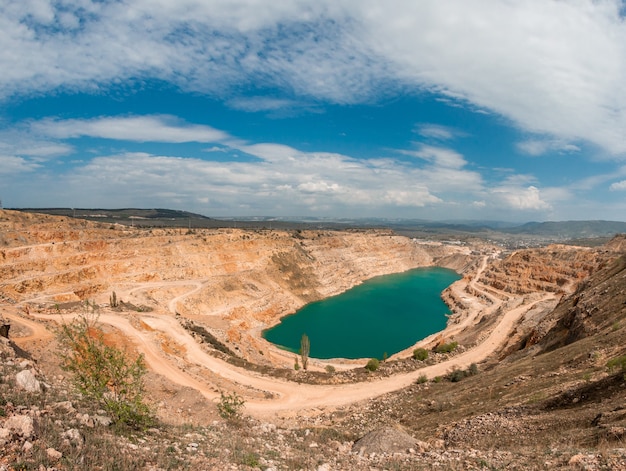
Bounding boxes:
[365,358,379,372]
[217,391,245,419]
[294,356,300,371]
[300,333,310,371]
[56,311,152,428]
[109,291,118,308]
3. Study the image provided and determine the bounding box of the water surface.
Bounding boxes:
[262,267,460,359]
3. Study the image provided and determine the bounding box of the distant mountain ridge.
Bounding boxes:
[10,208,626,239]
[504,220,626,237]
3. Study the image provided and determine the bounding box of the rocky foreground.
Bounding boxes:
[2,210,626,469]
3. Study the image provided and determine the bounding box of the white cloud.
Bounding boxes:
[491,184,551,211]
[415,124,464,141]
[0,155,40,174]
[18,115,490,214]
[2,1,626,157]
[610,180,626,191]
[33,115,230,143]
[227,97,300,112]
[405,145,468,170]
[517,138,581,156]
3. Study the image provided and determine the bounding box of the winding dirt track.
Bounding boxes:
[3,258,555,418]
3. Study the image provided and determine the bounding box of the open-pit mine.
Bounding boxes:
[2,209,626,469]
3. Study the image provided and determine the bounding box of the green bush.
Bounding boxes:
[413,348,428,361]
[325,364,336,374]
[467,363,479,376]
[448,368,466,382]
[365,358,380,372]
[217,391,245,419]
[417,374,428,384]
[56,311,152,428]
[434,341,458,354]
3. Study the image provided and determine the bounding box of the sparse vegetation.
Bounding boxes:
[56,309,153,428]
[413,347,428,361]
[417,374,428,384]
[606,354,626,379]
[217,391,245,419]
[365,358,380,372]
[294,356,300,370]
[325,364,336,374]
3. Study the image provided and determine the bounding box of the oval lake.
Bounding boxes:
[262,266,460,359]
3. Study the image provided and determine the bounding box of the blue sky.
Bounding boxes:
[2,1,626,222]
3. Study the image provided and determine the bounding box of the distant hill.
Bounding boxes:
[504,220,626,238]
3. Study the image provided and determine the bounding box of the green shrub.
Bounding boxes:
[413,348,428,361]
[56,311,152,428]
[417,374,428,384]
[217,391,245,419]
[448,368,466,382]
[325,364,336,374]
[365,358,380,372]
[434,341,458,354]
[433,376,443,383]
[467,363,479,376]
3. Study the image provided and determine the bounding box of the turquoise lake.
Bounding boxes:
[262,267,460,359]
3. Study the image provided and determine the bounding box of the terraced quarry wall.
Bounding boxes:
[0,210,470,363]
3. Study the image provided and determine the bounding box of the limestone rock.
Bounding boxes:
[352,426,427,455]
[15,369,42,393]
[62,428,84,446]
[4,415,35,439]
[46,447,63,461]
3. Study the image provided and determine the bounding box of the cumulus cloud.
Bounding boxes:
[491,184,551,211]
[3,113,488,215]
[610,180,626,191]
[4,113,605,219]
[2,1,626,156]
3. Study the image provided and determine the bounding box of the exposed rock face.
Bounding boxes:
[479,244,612,295]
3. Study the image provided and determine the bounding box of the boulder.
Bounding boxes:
[15,369,42,393]
[4,415,35,439]
[352,425,428,455]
